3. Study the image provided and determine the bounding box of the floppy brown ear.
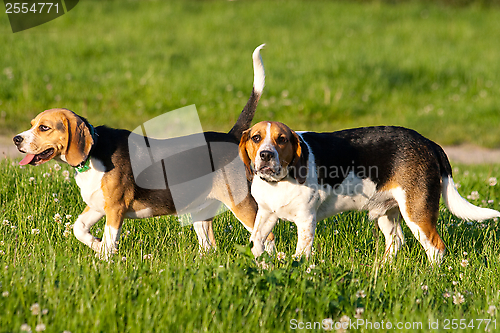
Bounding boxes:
[289,131,307,184]
[64,112,94,167]
[238,129,254,182]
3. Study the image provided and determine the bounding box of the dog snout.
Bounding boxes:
[259,150,274,162]
[13,135,24,146]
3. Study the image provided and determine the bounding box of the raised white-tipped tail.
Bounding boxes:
[228,44,266,140]
[442,175,500,221]
[252,44,265,95]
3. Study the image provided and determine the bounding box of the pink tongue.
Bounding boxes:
[19,154,36,166]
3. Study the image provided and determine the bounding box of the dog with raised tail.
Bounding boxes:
[14,44,275,259]
[239,120,500,264]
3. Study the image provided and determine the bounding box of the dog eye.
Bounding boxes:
[251,135,261,143]
[39,125,50,132]
[276,136,288,145]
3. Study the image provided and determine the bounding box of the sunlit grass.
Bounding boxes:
[1,158,500,332]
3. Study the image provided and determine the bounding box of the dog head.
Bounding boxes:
[239,121,306,183]
[13,108,94,167]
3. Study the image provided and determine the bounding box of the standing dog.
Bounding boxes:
[14,45,275,259]
[239,121,500,264]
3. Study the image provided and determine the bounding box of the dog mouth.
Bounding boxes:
[258,166,277,175]
[19,148,56,166]
[257,165,285,181]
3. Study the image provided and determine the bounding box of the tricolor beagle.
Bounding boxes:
[239,121,500,264]
[13,45,275,259]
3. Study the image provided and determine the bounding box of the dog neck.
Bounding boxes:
[75,123,98,173]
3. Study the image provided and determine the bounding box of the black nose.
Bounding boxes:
[260,150,274,162]
[13,135,23,146]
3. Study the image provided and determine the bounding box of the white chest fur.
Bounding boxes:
[74,158,106,213]
[251,162,378,223]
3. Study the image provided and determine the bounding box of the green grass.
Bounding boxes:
[1,159,500,332]
[2,1,500,332]
[1,1,500,147]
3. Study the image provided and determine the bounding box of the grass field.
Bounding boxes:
[1,156,500,332]
[1,0,500,147]
[2,0,500,332]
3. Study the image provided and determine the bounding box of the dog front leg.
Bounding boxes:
[99,206,125,260]
[294,216,317,259]
[73,206,105,252]
[249,209,278,258]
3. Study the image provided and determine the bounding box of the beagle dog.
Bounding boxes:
[239,121,500,264]
[14,45,275,259]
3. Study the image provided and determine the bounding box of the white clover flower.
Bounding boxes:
[452,281,459,286]
[54,163,61,171]
[487,305,496,316]
[453,292,465,305]
[0,250,5,255]
[2,291,9,297]
[31,229,40,235]
[63,230,71,238]
[276,252,286,261]
[421,284,429,291]
[306,264,316,274]
[257,260,269,270]
[143,254,153,260]
[35,323,46,332]
[442,291,451,298]
[467,191,480,200]
[339,315,351,326]
[65,214,72,219]
[30,303,41,315]
[20,323,31,332]
[488,177,497,186]
[461,259,469,268]
[356,290,366,298]
[354,307,364,319]
[2,220,9,226]
[62,170,70,177]
[0,241,4,246]
[29,177,35,182]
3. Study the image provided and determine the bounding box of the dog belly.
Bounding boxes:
[316,173,378,221]
[125,207,154,219]
[316,193,369,221]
